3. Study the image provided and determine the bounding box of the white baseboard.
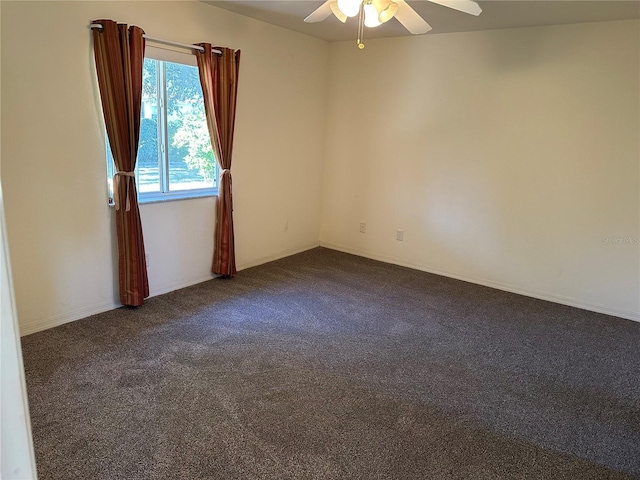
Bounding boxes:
[19,243,322,336]
[20,274,217,337]
[319,241,640,323]
[237,242,321,271]
[19,301,120,337]
[148,274,215,298]
[23,240,633,336]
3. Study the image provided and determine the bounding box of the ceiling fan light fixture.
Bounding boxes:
[378,1,398,23]
[330,2,348,22]
[364,1,382,27]
[337,0,363,18]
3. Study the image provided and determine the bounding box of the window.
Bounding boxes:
[106,54,217,204]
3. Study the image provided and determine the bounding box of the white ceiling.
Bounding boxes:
[203,1,640,42]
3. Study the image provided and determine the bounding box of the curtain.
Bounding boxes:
[194,44,241,277]
[93,19,149,306]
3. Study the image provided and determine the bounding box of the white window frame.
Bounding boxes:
[106,46,218,205]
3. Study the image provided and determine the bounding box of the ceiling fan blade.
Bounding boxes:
[427,0,482,16]
[304,1,334,23]
[395,0,432,34]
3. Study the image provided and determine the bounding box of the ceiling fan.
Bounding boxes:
[305,0,482,48]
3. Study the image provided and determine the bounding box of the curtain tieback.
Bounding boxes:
[113,171,135,211]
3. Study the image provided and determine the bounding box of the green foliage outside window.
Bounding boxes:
[139,58,216,188]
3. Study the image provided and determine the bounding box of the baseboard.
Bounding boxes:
[236,242,321,271]
[148,274,215,298]
[319,241,640,323]
[19,301,120,337]
[20,243,322,336]
[23,239,633,336]
[20,274,218,337]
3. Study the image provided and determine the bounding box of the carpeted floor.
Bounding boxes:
[21,247,640,479]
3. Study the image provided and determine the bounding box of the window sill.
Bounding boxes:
[108,190,218,208]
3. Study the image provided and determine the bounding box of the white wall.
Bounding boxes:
[1,1,328,335]
[321,20,640,321]
[1,187,38,480]
[0,4,38,471]
[2,2,638,334]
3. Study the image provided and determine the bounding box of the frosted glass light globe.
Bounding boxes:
[337,0,363,17]
[364,2,382,27]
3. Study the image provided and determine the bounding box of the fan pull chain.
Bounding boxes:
[357,3,365,49]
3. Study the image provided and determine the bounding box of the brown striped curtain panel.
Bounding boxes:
[92,19,149,306]
[195,44,241,277]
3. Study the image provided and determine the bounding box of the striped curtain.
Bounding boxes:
[194,44,241,277]
[93,19,149,306]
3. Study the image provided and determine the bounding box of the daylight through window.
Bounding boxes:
[107,57,217,204]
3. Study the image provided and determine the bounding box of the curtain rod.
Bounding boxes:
[89,23,222,54]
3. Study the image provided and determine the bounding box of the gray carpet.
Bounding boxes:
[21,247,640,479]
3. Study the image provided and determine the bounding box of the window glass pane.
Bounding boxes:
[138,58,160,193]
[166,62,216,191]
[104,57,217,205]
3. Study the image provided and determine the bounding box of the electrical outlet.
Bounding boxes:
[359,222,366,233]
[396,230,404,242]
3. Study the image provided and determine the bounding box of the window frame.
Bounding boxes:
[106,48,218,206]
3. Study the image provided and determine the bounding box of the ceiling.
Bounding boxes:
[203,1,640,42]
